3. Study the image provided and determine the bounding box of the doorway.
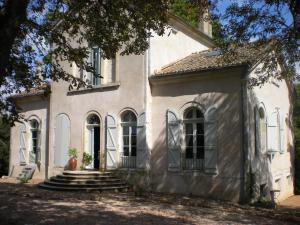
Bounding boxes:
[86,114,101,170]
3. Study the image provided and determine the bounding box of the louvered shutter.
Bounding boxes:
[106,114,118,169]
[19,123,27,164]
[267,111,279,153]
[167,110,181,170]
[137,112,147,169]
[37,128,42,163]
[54,114,70,167]
[279,113,285,153]
[204,107,218,174]
[255,108,261,154]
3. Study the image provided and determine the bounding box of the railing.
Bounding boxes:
[183,158,204,170]
[121,155,136,168]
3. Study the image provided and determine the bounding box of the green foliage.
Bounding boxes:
[68,148,77,159]
[0,118,10,177]
[19,176,29,184]
[294,85,300,194]
[170,0,200,28]
[81,152,92,169]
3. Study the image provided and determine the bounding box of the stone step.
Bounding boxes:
[62,170,113,176]
[56,174,118,180]
[50,177,122,184]
[44,180,126,188]
[39,183,129,192]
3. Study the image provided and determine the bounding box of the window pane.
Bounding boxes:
[131,126,137,135]
[123,126,129,135]
[185,135,193,147]
[123,136,129,146]
[131,147,137,156]
[185,109,193,119]
[87,114,100,124]
[122,111,136,122]
[32,131,37,139]
[30,120,39,129]
[196,109,203,118]
[197,135,204,146]
[185,123,193,135]
[186,147,193,158]
[196,123,204,134]
[196,147,204,159]
[131,135,136,146]
[123,147,129,156]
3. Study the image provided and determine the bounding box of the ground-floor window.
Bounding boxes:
[29,119,40,164]
[121,110,137,168]
[183,107,204,170]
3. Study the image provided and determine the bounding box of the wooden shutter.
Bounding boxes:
[204,107,218,174]
[54,114,70,167]
[106,114,118,169]
[279,113,285,153]
[267,111,279,153]
[19,123,27,164]
[167,110,181,170]
[137,112,147,169]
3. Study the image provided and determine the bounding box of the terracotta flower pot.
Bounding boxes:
[69,157,77,170]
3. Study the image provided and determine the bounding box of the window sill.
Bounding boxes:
[67,82,120,95]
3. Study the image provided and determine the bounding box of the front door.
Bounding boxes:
[93,127,100,169]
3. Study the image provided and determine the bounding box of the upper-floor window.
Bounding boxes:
[91,47,101,86]
[183,107,204,170]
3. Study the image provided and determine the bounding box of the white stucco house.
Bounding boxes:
[9,14,294,202]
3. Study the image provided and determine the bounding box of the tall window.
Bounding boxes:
[259,107,267,153]
[91,47,101,86]
[121,111,137,168]
[183,107,204,170]
[30,119,39,164]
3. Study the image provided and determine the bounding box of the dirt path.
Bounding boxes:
[0,179,299,225]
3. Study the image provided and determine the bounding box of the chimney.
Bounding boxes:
[35,61,43,80]
[198,11,212,38]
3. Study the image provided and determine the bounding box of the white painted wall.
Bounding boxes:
[149,27,209,75]
[249,64,294,201]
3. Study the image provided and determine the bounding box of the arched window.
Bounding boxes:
[259,107,267,153]
[183,107,204,170]
[29,119,40,164]
[85,113,100,169]
[121,110,137,168]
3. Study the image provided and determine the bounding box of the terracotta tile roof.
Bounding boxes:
[154,44,266,76]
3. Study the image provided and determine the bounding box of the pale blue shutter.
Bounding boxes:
[167,110,181,170]
[54,114,70,167]
[19,123,27,164]
[106,114,118,169]
[279,113,285,154]
[267,111,279,153]
[137,112,147,169]
[204,107,218,174]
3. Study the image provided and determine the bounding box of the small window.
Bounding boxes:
[121,110,137,168]
[183,107,204,170]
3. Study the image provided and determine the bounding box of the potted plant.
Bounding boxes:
[81,152,92,170]
[68,148,77,170]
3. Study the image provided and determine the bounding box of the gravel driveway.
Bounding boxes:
[0,179,299,225]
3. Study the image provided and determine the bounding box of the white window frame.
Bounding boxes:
[91,47,101,86]
[29,119,40,164]
[183,107,205,170]
[120,111,137,168]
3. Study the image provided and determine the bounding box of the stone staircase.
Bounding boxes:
[39,170,129,192]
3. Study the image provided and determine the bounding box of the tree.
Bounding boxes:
[0,118,10,176]
[210,0,300,86]
[0,0,185,123]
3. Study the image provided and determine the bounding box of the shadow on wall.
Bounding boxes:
[150,88,243,202]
